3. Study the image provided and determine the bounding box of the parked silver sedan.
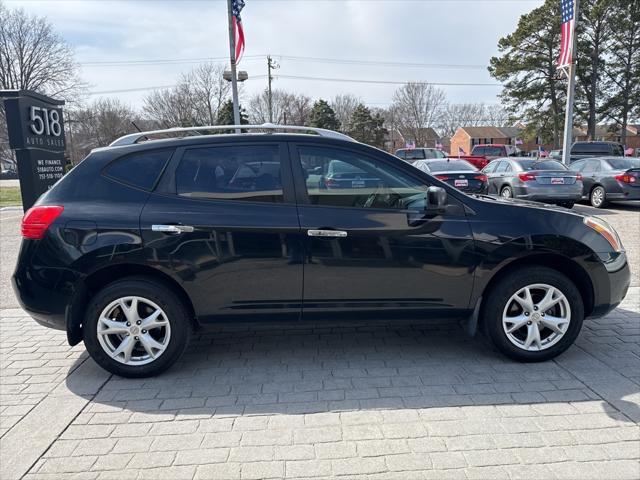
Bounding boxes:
[482,158,583,208]
[569,157,640,208]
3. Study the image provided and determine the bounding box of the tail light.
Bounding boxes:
[21,206,64,239]
[615,173,637,184]
[474,174,488,182]
[435,175,449,181]
[518,173,537,182]
[576,173,583,181]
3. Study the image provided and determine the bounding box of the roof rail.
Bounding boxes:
[109,123,355,147]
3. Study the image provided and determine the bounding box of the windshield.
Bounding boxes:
[606,158,640,169]
[396,149,425,160]
[427,160,477,172]
[480,146,505,156]
[517,160,567,170]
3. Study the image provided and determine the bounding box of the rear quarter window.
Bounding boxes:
[103,149,173,191]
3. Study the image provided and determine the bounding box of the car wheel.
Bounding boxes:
[590,186,607,208]
[83,276,191,377]
[500,186,513,199]
[482,267,584,362]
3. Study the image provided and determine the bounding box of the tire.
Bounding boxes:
[590,185,607,208]
[500,186,513,199]
[482,267,584,362]
[557,202,574,209]
[83,276,191,377]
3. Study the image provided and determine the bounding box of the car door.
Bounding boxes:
[483,161,500,194]
[581,159,600,194]
[488,160,506,194]
[570,159,587,197]
[140,141,303,322]
[290,142,476,320]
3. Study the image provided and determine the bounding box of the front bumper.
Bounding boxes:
[588,251,631,318]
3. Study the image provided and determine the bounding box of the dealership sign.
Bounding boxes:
[1,90,66,210]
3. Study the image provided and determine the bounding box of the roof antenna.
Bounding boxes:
[131,121,149,142]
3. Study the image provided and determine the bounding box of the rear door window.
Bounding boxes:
[104,149,173,191]
[175,145,284,203]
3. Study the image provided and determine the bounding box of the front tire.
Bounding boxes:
[83,277,191,377]
[482,267,584,362]
[590,186,607,208]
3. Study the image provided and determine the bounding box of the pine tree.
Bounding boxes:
[309,99,340,131]
[347,104,387,148]
[601,0,640,146]
[216,100,248,126]
[489,0,565,147]
[575,0,613,139]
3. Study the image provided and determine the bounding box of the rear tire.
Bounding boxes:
[482,267,584,362]
[500,186,513,199]
[83,276,191,378]
[557,202,574,209]
[590,186,607,208]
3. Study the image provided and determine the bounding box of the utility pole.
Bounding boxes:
[226,0,241,133]
[561,0,580,165]
[267,55,279,124]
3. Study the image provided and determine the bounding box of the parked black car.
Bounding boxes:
[13,125,630,377]
[570,157,640,208]
[412,158,488,194]
[570,141,625,162]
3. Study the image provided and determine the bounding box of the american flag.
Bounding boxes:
[232,0,246,64]
[435,140,443,150]
[458,146,466,155]
[558,0,575,68]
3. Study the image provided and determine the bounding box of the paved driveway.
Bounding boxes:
[1,204,638,480]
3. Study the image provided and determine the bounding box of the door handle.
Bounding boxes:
[307,229,347,238]
[152,224,195,234]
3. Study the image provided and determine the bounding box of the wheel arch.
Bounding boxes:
[66,263,197,346]
[476,253,595,333]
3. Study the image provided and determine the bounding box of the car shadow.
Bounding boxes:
[66,308,640,424]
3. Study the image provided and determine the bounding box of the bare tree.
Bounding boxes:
[392,83,446,145]
[67,98,136,162]
[330,94,361,131]
[0,2,82,98]
[247,89,312,126]
[0,2,83,170]
[142,63,230,127]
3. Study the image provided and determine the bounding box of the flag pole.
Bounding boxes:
[561,0,580,166]
[226,0,241,133]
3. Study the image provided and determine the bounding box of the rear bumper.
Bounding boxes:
[606,187,640,201]
[514,186,582,202]
[12,241,81,332]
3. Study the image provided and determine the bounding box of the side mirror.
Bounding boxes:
[426,186,447,213]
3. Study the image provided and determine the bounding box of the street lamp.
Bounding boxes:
[223,71,248,82]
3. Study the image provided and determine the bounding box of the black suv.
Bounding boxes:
[13,125,630,377]
[570,141,625,162]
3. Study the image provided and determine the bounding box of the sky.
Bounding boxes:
[9,0,545,110]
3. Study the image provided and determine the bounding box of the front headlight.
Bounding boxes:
[583,216,623,252]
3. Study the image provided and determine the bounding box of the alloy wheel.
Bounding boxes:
[97,296,171,365]
[501,187,512,198]
[591,187,605,207]
[502,283,571,352]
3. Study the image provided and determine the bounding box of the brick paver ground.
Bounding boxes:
[1,203,638,479]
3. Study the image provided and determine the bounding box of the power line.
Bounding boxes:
[276,74,501,87]
[276,55,487,70]
[79,53,489,71]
